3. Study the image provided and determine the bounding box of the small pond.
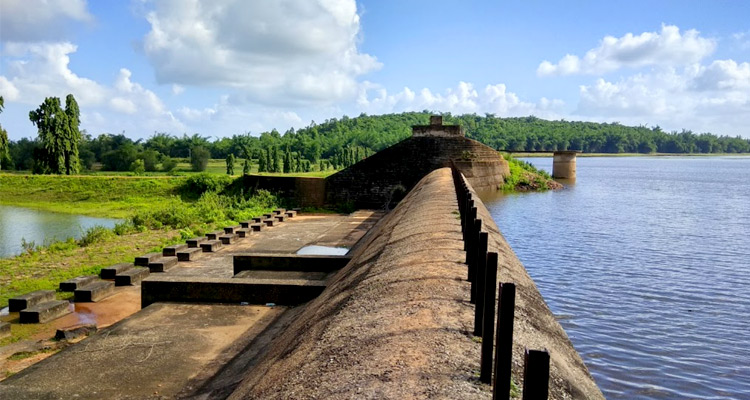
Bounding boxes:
[0,205,121,259]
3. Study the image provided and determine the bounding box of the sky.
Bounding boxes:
[1,0,749,141]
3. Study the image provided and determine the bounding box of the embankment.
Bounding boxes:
[229,168,602,399]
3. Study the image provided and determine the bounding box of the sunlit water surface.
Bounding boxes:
[483,156,750,400]
[0,205,120,258]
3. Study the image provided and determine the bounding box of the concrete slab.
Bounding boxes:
[285,210,297,218]
[177,247,202,261]
[233,254,352,275]
[274,215,285,222]
[236,228,250,238]
[250,223,263,232]
[99,263,133,280]
[206,230,225,240]
[224,225,242,234]
[114,267,150,286]
[186,236,207,248]
[240,220,252,228]
[19,300,71,324]
[251,217,263,223]
[220,234,238,245]
[0,303,284,399]
[8,290,56,312]
[141,276,326,307]
[201,240,222,252]
[273,209,286,215]
[134,252,160,267]
[74,281,115,302]
[59,275,97,292]
[233,270,330,281]
[262,213,273,219]
[263,219,275,227]
[148,256,178,272]
[162,244,187,257]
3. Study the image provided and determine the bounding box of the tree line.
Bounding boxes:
[2,105,749,174]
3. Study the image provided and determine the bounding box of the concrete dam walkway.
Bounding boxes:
[0,169,602,399]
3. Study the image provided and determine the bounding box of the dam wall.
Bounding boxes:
[229,168,603,399]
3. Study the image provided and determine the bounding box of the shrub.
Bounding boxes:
[141,149,160,172]
[180,173,232,199]
[78,225,114,247]
[130,159,145,175]
[190,146,210,172]
[161,156,177,172]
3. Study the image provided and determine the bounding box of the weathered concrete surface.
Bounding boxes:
[114,267,149,286]
[59,275,97,292]
[19,300,70,324]
[74,280,114,302]
[229,168,603,399]
[99,263,132,279]
[233,253,352,275]
[552,150,578,179]
[8,291,56,312]
[141,275,327,307]
[0,303,284,399]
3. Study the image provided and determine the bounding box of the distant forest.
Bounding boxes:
[3,111,749,172]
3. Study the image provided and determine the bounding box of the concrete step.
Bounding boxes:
[162,244,188,257]
[100,263,133,279]
[186,237,207,248]
[263,219,276,227]
[148,256,178,273]
[200,240,222,252]
[262,213,273,219]
[250,223,263,232]
[239,221,252,229]
[59,275,98,292]
[223,225,242,234]
[135,252,161,267]
[115,267,150,286]
[177,247,203,261]
[19,300,71,324]
[236,228,250,238]
[219,234,237,245]
[285,210,297,218]
[206,231,225,240]
[75,281,115,302]
[0,321,10,339]
[274,215,285,222]
[9,290,56,312]
[272,208,286,215]
[251,217,263,223]
[292,208,302,213]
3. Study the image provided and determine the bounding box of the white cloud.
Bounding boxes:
[141,0,380,106]
[0,0,93,42]
[171,84,185,95]
[357,81,564,118]
[576,64,750,136]
[0,42,184,135]
[539,25,716,76]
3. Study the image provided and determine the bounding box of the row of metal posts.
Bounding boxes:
[451,166,550,400]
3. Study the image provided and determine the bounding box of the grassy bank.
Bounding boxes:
[501,154,560,191]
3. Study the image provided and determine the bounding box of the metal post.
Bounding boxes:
[467,217,481,283]
[480,252,499,383]
[492,282,516,400]
[472,232,488,324]
[522,349,550,400]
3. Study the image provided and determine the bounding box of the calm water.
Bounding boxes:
[0,205,120,258]
[483,157,750,400]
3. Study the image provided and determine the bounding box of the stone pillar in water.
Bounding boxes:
[552,151,578,179]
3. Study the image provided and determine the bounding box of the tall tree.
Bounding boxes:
[243,158,250,175]
[28,94,81,174]
[226,153,235,175]
[0,96,8,170]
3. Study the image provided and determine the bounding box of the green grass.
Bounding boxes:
[500,154,554,191]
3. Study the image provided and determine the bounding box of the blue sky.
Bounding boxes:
[1,0,749,140]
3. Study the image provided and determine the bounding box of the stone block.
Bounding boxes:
[55,324,97,340]
[263,219,275,227]
[9,290,56,312]
[223,225,242,234]
[148,256,178,273]
[135,253,161,267]
[115,267,150,286]
[239,221,252,228]
[0,321,10,339]
[75,281,115,302]
[100,263,133,279]
[177,247,203,261]
[200,240,222,252]
[251,223,263,232]
[262,213,273,219]
[206,231,225,240]
[19,300,71,324]
[236,228,250,238]
[59,275,97,292]
[162,244,187,257]
[285,210,297,218]
[252,217,263,223]
[274,215,285,222]
[273,208,286,215]
[219,234,237,245]
[186,237,207,248]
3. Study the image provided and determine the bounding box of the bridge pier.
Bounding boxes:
[552,151,578,179]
